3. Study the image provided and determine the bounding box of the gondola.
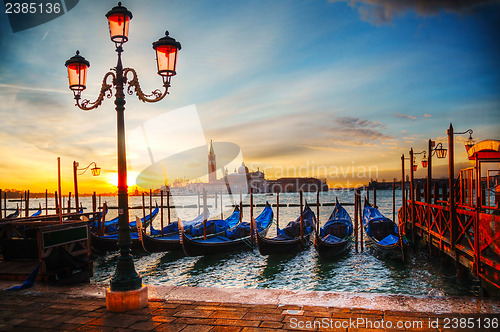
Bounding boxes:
[180,203,273,256]
[362,200,407,260]
[142,207,238,253]
[92,203,158,234]
[315,198,353,259]
[30,204,42,217]
[256,203,316,255]
[5,206,20,219]
[90,205,159,252]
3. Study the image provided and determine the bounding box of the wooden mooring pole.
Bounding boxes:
[358,190,363,252]
[57,157,63,224]
[373,182,376,207]
[354,189,358,253]
[401,154,406,236]
[167,188,171,225]
[250,189,254,245]
[276,192,279,229]
[45,189,48,215]
[299,190,304,244]
[427,139,433,253]
[167,190,171,225]
[0,189,2,220]
[316,190,320,235]
[3,191,6,218]
[410,148,415,244]
[142,193,146,225]
[197,192,201,215]
[448,123,457,251]
[160,190,164,236]
[392,179,396,223]
[149,189,153,234]
[203,189,207,240]
[25,190,30,217]
[220,192,223,219]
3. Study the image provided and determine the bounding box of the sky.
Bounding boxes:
[0,0,499,194]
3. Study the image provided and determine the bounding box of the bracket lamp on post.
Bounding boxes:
[432,142,447,159]
[76,161,101,176]
[411,150,426,171]
[421,152,428,168]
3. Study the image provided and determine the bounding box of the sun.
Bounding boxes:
[106,172,138,187]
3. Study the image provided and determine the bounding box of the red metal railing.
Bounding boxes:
[399,199,500,291]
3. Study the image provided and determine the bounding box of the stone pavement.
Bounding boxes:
[0,282,499,331]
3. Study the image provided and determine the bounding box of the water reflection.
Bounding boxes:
[90,191,480,296]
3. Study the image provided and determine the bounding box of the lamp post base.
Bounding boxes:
[106,285,148,312]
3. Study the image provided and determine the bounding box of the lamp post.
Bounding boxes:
[73,161,100,213]
[65,2,181,311]
[447,124,474,251]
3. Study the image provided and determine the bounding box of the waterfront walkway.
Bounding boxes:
[0,281,498,331]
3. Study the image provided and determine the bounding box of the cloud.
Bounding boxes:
[395,113,417,120]
[423,114,432,118]
[303,116,392,150]
[330,0,497,25]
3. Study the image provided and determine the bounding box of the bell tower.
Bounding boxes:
[208,140,216,183]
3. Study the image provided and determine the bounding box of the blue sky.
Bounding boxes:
[0,0,499,192]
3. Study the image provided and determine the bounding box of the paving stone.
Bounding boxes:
[154,323,187,332]
[242,312,283,322]
[248,307,282,314]
[303,310,332,318]
[209,310,247,319]
[259,320,285,328]
[173,309,214,318]
[209,326,242,332]
[152,315,177,323]
[213,318,260,327]
[66,316,98,324]
[180,325,213,332]
[173,317,217,325]
[241,328,287,332]
[87,314,146,328]
[278,304,302,310]
[128,320,161,330]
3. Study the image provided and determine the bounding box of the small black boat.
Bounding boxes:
[180,203,273,256]
[315,198,353,259]
[90,205,159,252]
[363,200,407,260]
[5,206,20,219]
[256,203,316,255]
[142,207,239,252]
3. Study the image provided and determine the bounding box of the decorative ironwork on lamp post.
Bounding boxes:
[65,2,181,292]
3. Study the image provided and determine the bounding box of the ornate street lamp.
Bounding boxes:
[464,131,476,152]
[434,142,447,159]
[65,2,181,312]
[65,51,90,94]
[421,153,428,168]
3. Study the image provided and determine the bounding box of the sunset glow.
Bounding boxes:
[0,1,498,194]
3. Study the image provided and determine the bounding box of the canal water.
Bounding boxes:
[3,189,479,296]
[83,190,479,296]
